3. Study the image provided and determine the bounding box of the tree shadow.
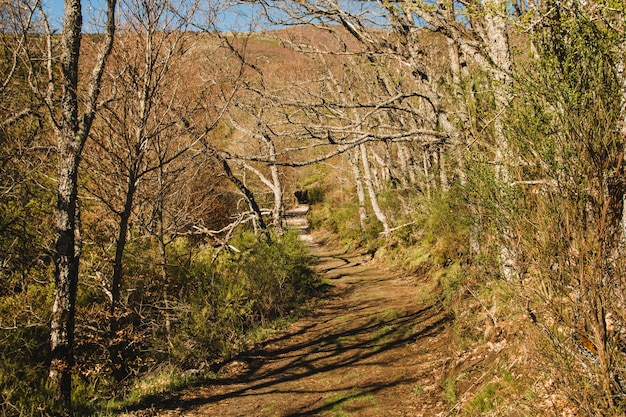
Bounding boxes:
[120,299,450,415]
[117,246,450,416]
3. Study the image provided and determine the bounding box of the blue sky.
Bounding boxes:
[41,0,275,32]
[40,0,386,33]
[42,0,64,30]
[42,0,113,32]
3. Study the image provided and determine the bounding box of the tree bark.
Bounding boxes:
[360,143,390,235]
[348,148,367,230]
[48,0,116,406]
[50,146,81,405]
[48,0,84,405]
[618,42,626,252]
[482,0,513,183]
[109,174,137,381]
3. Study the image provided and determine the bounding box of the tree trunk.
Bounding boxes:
[618,48,626,252]
[446,26,469,186]
[422,148,431,199]
[348,148,367,230]
[50,146,81,406]
[263,133,284,232]
[154,159,173,352]
[219,156,269,236]
[48,0,116,405]
[158,231,173,351]
[482,0,513,182]
[109,174,137,381]
[435,147,449,192]
[360,143,390,235]
[480,0,516,281]
[48,0,83,405]
[396,143,415,186]
[270,163,283,230]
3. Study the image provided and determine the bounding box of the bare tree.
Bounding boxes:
[347,148,367,230]
[43,0,117,406]
[82,0,203,379]
[227,105,286,232]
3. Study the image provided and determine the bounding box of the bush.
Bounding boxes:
[0,229,319,414]
[169,230,318,367]
[0,326,51,416]
[499,6,626,414]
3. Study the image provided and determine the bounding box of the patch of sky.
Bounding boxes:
[40,0,392,33]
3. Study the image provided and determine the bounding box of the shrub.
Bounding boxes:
[0,325,51,416]
[169,230,318,367]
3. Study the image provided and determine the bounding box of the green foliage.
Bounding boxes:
[310,202,377,245]
[306,186,325,204]
[169,230,318,367]
[443,376,458,407]
[0,326,51,416]
[380,187,473,278]
[0,225,318,414]
[93,231,319,412]
[421,189,472,265]
[0,186,55,298]
[463,154,520,276]
[437,262,463,308]
[501,4,626,414]
[0,34,57,415]
[105,365,217,413]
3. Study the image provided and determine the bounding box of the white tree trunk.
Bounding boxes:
[270,161,284,231]
[360,143,390,235]
[396,143,415,185]
[618,48,626,252]
[482,0,513,182]
[349,148,367,230]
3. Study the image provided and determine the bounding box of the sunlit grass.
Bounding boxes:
[321,388,379,416]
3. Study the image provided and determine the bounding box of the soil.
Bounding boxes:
[138,209,456,416]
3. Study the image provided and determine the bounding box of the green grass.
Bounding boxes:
[412,384,425,397]
[322,388,379,416]
[105,366,217,414]
[443,376,458,408]
[245,309,308,344]
[381,308,400,321]
[336,335,357,346]
[464,382,501,414]
[335,314,353,323]
[323,388,361,406]
[368,325,396,351]
[261,406,276,415]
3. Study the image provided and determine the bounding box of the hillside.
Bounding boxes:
[1,1,625,416]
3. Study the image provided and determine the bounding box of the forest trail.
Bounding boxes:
[147,208,453,417]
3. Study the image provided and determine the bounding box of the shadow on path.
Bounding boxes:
[128,240,451,417]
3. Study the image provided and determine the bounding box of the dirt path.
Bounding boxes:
[148,235,453,417]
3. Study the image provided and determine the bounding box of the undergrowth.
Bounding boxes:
[0,230,320,416]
